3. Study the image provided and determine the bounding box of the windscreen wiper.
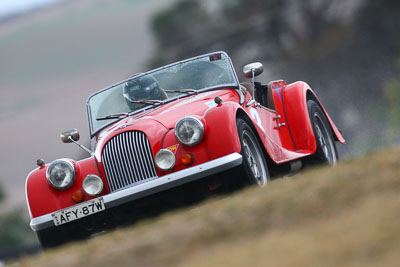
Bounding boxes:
[96,113,130,121]
[129,99,164,105]
[164,89,198,95]
[96,101,163,121]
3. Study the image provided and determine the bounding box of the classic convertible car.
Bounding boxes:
[26,51,345,247]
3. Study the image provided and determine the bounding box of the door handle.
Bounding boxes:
[277,122,286,129]
[274,115,286,129]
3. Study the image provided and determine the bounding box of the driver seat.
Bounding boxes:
[240,82,276,111]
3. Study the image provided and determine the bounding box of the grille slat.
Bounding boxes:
[116,134,130,187]
[110,139,121,189]
[140,133,152,178]
[142,133,156,178]
[135,132,148,181]
[121,133,134,185]
[112,138,125,189]
[102,147,115,191]
[136,132,147,179]
[103,142,118,191]
[126,133,138,183]
[102,131,157,192]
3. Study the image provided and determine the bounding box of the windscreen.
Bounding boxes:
[87,52,238,135]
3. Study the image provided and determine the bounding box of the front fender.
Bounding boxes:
[158,101,242,173]
[203,101,242,158]
[25,157,102,218]
[163,101,241,171]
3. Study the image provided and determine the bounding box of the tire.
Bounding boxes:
[307,100,338,165]
[237,118,270,185]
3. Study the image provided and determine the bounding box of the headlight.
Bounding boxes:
[82,174,103,196]
[46,159,76,189]
[175,116,204,146]
[155,149,176,171]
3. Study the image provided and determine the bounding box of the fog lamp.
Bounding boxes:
[155,149,176,171]
[83,174,103,196]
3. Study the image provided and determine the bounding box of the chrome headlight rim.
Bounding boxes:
[175,116,205,146]
[155,149,176,171]
[82,174,103,196]
[46,159,76,190]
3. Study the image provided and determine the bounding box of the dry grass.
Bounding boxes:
[19,147,400,267]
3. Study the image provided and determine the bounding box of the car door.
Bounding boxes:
[244,81,297,163]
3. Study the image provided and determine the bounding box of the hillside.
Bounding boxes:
[18,147,400,266]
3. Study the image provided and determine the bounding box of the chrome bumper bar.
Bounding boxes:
[30,153,242,231]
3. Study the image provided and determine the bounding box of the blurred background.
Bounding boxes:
[0,0,399,259]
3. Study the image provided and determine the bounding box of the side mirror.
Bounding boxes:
[60,128,80,143]
[243,62,263,78]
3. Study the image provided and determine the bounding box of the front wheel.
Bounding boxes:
[308,100,338,165]
[237,118,270,185]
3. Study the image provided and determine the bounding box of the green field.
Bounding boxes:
[19,147,400,266]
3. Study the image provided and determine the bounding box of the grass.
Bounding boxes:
[18,147,400,266]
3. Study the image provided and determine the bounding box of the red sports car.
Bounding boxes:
[26,51,345,247]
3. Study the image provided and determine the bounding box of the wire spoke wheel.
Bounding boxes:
[308,100,338,165]
[237,118,269,185]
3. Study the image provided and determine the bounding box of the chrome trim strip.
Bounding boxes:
[30,153,242,232]
[30,214,53,232]
[104,153,242,208]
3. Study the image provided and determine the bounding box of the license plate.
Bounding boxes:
[52,197,105,226]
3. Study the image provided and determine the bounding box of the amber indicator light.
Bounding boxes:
[72,190,85,203]
[181,153,194,166]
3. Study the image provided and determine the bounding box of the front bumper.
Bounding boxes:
[30,152,242,231]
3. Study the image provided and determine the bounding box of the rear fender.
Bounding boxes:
[283,82,345,153]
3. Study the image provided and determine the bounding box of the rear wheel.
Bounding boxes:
[308,100,338,164]
[237,118,269,185]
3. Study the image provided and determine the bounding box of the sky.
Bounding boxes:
[0,0,63,18]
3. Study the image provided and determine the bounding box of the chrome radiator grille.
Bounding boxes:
[101,131,158,192]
